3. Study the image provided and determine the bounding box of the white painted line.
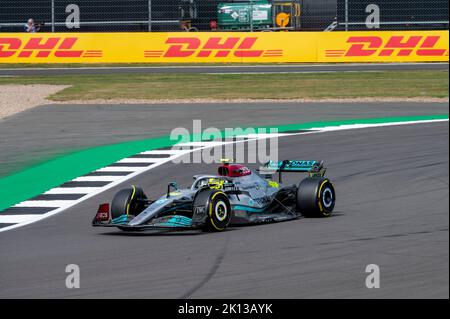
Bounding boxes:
[205,71,385,75]
[96,166,142,172]
[14,200,78,208]
[176,141,226,147]
[117,158,163,163]
[0,214,44,224]
[72,176,123,182]
[44,187,103,194]
[0,62,446,72]
[0,118,447,233]
[237,133,291,138]
[310,119,449,132]
[140,149,190,155]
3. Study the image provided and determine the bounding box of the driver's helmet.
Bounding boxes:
[207,178,224,189]
[197,177,224,190]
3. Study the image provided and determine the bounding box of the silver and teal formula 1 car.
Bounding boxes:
[92,159,336,232]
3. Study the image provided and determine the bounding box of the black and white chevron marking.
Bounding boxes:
[0,131,306,232]
[0,148,192,231]
[0,135,281,232]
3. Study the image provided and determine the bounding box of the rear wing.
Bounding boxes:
[262,160,326,182]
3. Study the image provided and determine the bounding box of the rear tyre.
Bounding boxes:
[111,185,147,220]
[193,189,232,232]
[296,177,335,217]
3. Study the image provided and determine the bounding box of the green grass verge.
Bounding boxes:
[0,70,448,100]
[0,114,448,212]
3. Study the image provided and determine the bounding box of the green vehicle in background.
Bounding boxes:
[217,1,301,31]
[179,0,302,32]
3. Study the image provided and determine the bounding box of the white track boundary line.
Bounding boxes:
[14,200,79,208]
[0,62,446,72]
[44,187,103,194]
[117,158,165,164]
[205,71,386,75]
[96,166,144,172]
[0,214,45,224]
[72,176,125,182]
[0,118,447,233]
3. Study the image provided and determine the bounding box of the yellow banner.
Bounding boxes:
[0,31,448,63]
[318,30,449,62]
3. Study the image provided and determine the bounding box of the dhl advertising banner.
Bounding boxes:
[0,31,448,63]
[318,31,449,62]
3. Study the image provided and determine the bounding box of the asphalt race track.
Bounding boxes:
[0,62,448,76]
[0,115,448,298]
[0,101,448,178]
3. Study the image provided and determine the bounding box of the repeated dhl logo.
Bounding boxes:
[144,37,283,58]
[325,35,448,58]
[0,37,102,58]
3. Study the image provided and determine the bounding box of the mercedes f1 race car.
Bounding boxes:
[92,159,336,232]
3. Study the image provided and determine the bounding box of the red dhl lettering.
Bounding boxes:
[144,37,282,58]
[0,37,102,58]
[326,35,447,58]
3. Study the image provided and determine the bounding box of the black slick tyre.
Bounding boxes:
[111,185,147,220]
[296,177,335,217]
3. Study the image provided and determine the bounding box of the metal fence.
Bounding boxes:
[336,0,449,31]
[0,0,448,32]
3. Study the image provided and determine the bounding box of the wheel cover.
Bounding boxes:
[322,187,334,208]
[215,200,228,221]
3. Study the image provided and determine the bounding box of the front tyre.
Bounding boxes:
[111,185,147,221]
[193,189,232,232]
[297,177,335,217]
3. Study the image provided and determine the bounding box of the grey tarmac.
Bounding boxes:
[0,101,448,177]
[0,119,448,298]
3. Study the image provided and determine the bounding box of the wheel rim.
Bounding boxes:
[215,200,228,221]
[322,187,334,208]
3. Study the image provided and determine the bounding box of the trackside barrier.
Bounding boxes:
[0,31,448,63]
